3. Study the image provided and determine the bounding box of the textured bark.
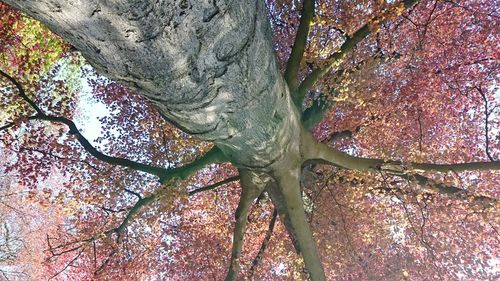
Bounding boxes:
[5,0,300,169]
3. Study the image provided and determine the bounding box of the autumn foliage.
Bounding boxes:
[0,0,499,280]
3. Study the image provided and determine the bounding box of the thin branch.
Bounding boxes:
[284,0,315,94]
[475,86,495,161]
[248,208,278,278]
[100,206,127,214]
[296,0,420,102]
[0,69,44,115]
[0,115,40,132]
[47,175,240,261]
[417,110,424,152]
[189,176,240,196]
[441,0,500,19]
[400,172,495,204]
[48,248,84,281]
[94,250,116,276]
[123,188,142,199]
[12,145,99,171]
[0,68,228,182]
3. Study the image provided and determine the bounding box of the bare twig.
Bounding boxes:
[248,208,278,278]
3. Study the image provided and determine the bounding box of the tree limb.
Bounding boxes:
[112,176,241,238]
[284,0,315,95]
[48,175,240,260]
[225,170,268,281]
[475,86,496,161]
[0,69,44,115]
[266,184,301,253]
[47,248,84,281]
[296,0,420,103]
[396,172,496,204]
[272,165,326,281]
[0,68,227,182]
[302,132,500,173]
[248,208,278,278]
[37,115,226,183]
[301,92,330,130]
[189,176,240,196]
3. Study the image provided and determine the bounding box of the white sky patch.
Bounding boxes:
[73,66,110,146]
[275,262,287,276]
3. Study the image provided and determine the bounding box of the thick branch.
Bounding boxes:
[297,0,420,102]
[301,93,330,130]
[272,166,326,281]
[326,129,355,144]
[303,132,500,173]
[225,170,268,281]
[284,0,315,93]
[266,184,301,253]
[299,50,401,129]
[116,176,242,240]
[49,175,239,257]
[37,115,225,182]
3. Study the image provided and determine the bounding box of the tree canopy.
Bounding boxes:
[0,0,498,280]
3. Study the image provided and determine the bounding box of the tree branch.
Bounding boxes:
[265,184,301,254]
[272,165,326,281]
[302,131,500,173]
[0,69,44,115]
[189,176,240,196]
[0,68,227,182]
[475,86,495,161]
[324,128,358,144]
[48,174,240,262]
[123,188,142,199]
[301,92,330,130]
[397,172,495,204]
[284,0,315,94]
[37,115,226,183]
[296,0,420,103]
[111,175,240,239]
[225,170,268,281]
[47,248,84,281]
[248,208,278,278]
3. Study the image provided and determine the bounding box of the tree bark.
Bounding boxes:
[4,0,301,169]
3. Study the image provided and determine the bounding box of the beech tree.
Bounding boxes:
[0,0,499,280]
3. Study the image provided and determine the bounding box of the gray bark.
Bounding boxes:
[5,0,300,169]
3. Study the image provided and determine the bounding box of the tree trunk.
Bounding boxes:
[5,0,301,169]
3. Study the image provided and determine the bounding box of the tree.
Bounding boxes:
[0,0,498,280]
